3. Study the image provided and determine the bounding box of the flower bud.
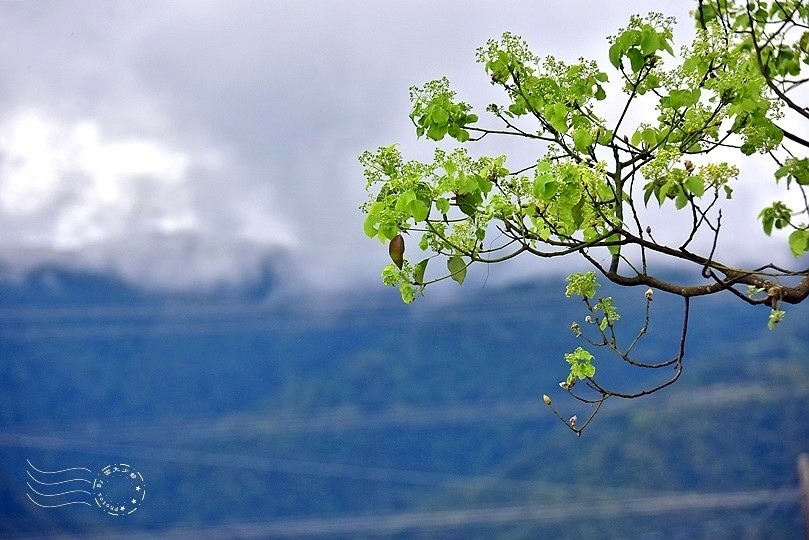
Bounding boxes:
[542,394,552,406]
[569,415,578,426]
[645,288,653,300]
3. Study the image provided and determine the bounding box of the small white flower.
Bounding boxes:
[645,288,654,300]
[569,415,578,426]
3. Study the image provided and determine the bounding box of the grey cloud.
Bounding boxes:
[1,1,743,294]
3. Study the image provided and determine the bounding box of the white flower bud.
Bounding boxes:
[569,415,578,426]
[542,394,552,406]
[645,288,653,300]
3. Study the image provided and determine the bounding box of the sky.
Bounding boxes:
[0,1,803,295]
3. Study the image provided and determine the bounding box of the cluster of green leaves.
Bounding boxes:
[478,32,612,147]
[360,1,809,428]
[562,272,600,386]
[562,271,628,388]
[360,145,507,302]
[762,156,809,256]
[697,0,809,250]
[608,15,675,74]
[363,9,806,292]
[564,347,596,384]
[409,77,479,142]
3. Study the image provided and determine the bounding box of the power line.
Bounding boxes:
[4,381,802,441]
[1,382,804,492]
[12,488,799,539]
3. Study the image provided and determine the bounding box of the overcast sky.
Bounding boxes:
[0,1,802,295]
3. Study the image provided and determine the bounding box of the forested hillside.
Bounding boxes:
[1,269,806,538]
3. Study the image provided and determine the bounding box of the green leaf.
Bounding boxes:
[674,188,688,210]
[363,214,378,238]
[640,28,660,55]
[597,129,614,145]
[643,184,655,206]
[447,256,467,285]
[768,308,785,330]
[627,48,645,73]
[641,127,657,146]
[427,125,447,141]
[414,258,429,284]
[565,271,599,299]
[682,55,700,73]
[684,175,705,196]
[570,196,586,228]
[788,229,809,256]
[608,42,622,69]
[456,193,479,216]
[533,173,558,200]
[399,282,415,303]
[573,128,594,152]
[547,103,568,133]
[431,107,449,125]
[565,346,596,380]
[395,190,416,212]
[760,209,775,236]
[657,180,675,205]
[411,199,429,222]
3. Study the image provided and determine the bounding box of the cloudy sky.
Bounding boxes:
[0,1,801,295]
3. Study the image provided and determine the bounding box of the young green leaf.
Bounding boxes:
[573,128,594,152]
[684,175,705,196]
[447,256,467,285]
[788,229,809,256]
[414,258,429,284]
[363,214,378,238]
[608,42,622,69]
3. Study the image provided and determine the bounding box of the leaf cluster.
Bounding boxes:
[360,1,809,431]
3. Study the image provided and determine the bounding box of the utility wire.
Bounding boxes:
[10,488,800,539]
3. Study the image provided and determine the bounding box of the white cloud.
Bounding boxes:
[0,109,293,290]
[0,0,802,294]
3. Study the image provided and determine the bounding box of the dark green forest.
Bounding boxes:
[1,268,807,538]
